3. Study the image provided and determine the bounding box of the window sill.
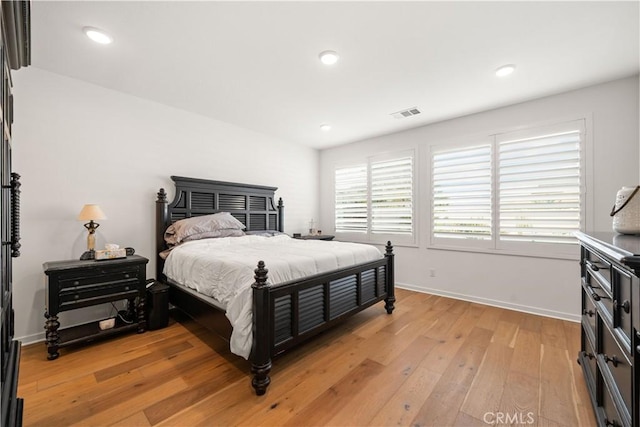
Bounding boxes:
[334,234,418,249]
[426,243,579,261]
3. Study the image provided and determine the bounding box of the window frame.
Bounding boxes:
[428,118,589,260]
[334,149,417,247]
[431,138,494,250]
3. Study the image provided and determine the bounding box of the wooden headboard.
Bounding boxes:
[155,176,284,279]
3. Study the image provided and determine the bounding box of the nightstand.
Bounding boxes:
[43,255,149,360]
[294,234,335,241]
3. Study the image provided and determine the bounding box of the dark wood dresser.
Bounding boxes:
[43,255,149,360]
[577,232,640,427]
[0,3,30,427]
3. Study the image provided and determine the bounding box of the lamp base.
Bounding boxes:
[80,250,95,260]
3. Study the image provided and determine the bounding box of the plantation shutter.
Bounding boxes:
[335,165,368,233]
[370,156,413,234]
[432,144,492,240]
[497,122,582,245]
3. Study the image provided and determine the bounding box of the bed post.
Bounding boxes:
[251,261,272,395]
[277,197,284,232]
[384,241,395,314]
[156,188,169,280]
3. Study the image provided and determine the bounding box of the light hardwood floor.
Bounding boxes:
[18,289,596,426]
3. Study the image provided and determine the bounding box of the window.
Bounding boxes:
[430,120,584,257]
[335,165,368,233]
[335,151,415,244]
[433,144,492,242]
[497,125,582,246]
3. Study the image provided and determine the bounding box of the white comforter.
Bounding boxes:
[163,234,383,359]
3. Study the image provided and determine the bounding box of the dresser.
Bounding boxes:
[577,232,640,427]
[0,3,30,427]
[43,255,149,360]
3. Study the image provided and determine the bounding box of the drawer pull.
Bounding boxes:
[124,286,129,291]
[74,294,80,300]
[582,309,595,317]
[582,351,595,360]
[124,274,130,279]
[586,259,609,272]
[614,299,630,313]
[588,288,601,301]
[604,354,619,367]
[73,281,80,286]
[604,418,619,427]
[637,345,640,355]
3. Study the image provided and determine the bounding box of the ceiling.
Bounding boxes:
[31,1,639,150]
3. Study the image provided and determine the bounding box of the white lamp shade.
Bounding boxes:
[77,204,107,221]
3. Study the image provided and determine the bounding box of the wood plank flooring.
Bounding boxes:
[18,289,596,426]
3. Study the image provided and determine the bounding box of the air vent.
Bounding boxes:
[391,107,421,119]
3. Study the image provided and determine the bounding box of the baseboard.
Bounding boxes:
[396,282,580,323]
[18,282,578,346]
[18,331,45,346]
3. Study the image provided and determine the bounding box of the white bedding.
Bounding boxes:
[163,234,383,359]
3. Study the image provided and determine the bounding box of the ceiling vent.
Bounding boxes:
[391,107,421,119]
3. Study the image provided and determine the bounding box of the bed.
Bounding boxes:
[155,176,395,395]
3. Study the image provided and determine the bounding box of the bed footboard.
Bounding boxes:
[250,241,395,395]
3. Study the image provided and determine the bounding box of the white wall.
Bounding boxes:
[11,67,319,343]
[320,76,639,321]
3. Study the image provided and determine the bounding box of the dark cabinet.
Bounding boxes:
[43,256,149,360]
[577,232,640,427]
[0,3,29,427]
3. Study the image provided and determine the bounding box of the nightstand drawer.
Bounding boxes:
[57,267,140,289]
[58,280,140,310]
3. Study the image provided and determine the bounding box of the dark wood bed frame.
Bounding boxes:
[155,176,395,395]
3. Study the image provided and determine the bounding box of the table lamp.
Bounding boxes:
[77,204,107,260]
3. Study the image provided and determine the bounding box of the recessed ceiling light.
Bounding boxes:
[83,26,113,45]
[495,64,516,77]
[319,50,339,65]
[320,123,332,132]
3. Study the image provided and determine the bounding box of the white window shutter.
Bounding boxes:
[371,156,413,235]
[498,129,582,244]
[432,145,492,240]
[335,165,368,233]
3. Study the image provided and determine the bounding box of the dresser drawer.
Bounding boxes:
[584,248,612,293]
[599,377,628,427]
[58,280,140,310]
[57,267,140,289]
[582,285,597,344]
[633,276,640,334]
[584,273,614,324]
[613,266,633,351]
[599,321,633,422]
[580,328,598,386]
